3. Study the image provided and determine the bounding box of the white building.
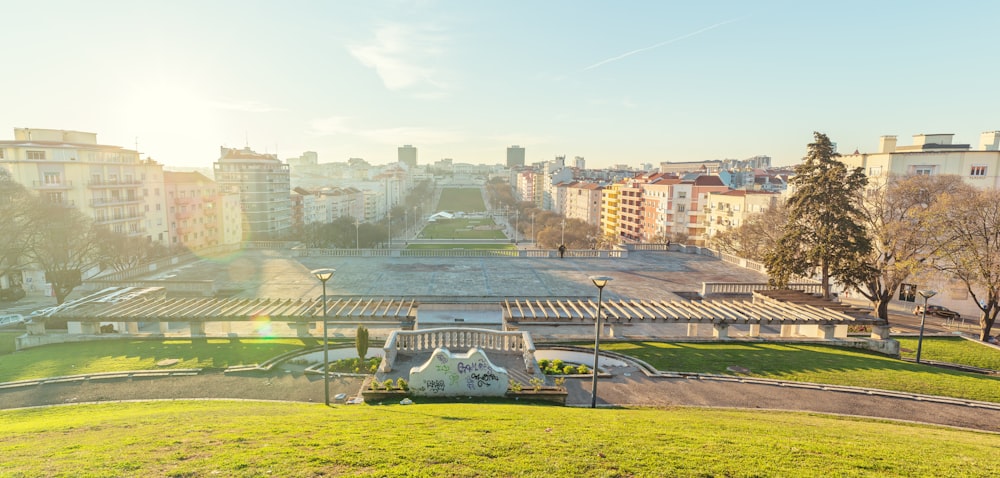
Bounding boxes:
[213,146,291,240]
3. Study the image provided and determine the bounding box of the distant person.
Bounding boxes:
[558,244,566,258]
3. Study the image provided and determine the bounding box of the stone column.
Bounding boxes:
[189,321,205,337]
[293,321,311,337]
[870,325,891,340]
[818,324,836,340]
[158,321,169,335]
[79,322,98,335]
[713,323,730,339]
[27,321,46,336]
[126,322,139,334]
[748,323,761,337]
[686,323,699,337]
[780,324,796,337]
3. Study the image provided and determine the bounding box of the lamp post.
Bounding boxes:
[387,210,391,249]
[311,268,336,406]
[514,209,519,243]
[916,289,937,364]
[531,213,535,248]
[404,208,408,240]
[355,218,360,250]
[561,219,566,246]
[589,275,613,408]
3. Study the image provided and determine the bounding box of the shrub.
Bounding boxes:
[383,379,395,390]
[554,377,566,389]
[563,365,577,375]
[396,378,409,391]
[537,359,550,370]
[529,377,544,392]
[508,380,523,392]
[551,359,565,370]
[370,380,381,390]
[576,365,590,375]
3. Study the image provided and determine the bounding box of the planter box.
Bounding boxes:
[505,388,568,405]
[361,389,410,403]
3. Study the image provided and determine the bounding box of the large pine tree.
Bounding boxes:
[765,132,872,298]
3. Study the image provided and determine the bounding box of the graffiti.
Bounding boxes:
[425,379,445,393]
[457,360,489,374]
[467,371,500,389]
[435,364,450,373]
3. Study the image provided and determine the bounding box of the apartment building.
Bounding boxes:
[564,182,603,226]
[840,131,1000,190]
[213,146,291,240]
[0,128,169,244]
[600,182,622,240]
[163,171,242,250]
[705,190,780,238]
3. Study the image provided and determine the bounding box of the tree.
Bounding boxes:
[765,132,872,298]
[927,188,1000,341]
[95,229,168,272]
[855,174,968,320]
[356,325,370,363]
[710,203,788,262]
[0,169,35,292]
[23,199,101,304]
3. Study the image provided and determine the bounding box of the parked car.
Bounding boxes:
[912,304,961,320]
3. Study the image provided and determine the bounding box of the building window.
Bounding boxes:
[971,165,987,177]
[0,149,4,159]
[899,283,917,302]
[678,192,687,199]
[27,150,46,160]
[43,172,61,185]
[869,166,882,176]
[913,166,934,175]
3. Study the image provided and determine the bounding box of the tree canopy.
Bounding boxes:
[765,132,872,298]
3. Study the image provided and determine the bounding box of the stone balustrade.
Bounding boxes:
[382,327,535,373]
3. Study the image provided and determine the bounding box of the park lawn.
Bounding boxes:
[406,243,516,250]
[0,337,323,383]
[2,401,997,477]
[438,187,486,212]
[601,341,1000,404]
[0,330,22,355]
[896,336,1000,370]
[421,217,507,239]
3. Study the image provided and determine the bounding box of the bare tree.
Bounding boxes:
[710,203,788,262]
[95,229,168,272]
[927,187,1000,341]
[24,199,101,304]
[0,170,35,293]
[854,174,968,320]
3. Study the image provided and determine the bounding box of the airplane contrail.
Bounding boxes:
[582,18,740,71]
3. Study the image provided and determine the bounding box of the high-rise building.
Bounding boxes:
[398,145,417,168]
[213,146,291,240]
[506,145,525,168]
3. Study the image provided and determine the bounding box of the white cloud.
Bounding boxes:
[348,23,451,94]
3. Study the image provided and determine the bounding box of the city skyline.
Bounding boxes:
[3,1,998,169]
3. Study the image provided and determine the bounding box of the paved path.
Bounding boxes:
[3,366,997,433]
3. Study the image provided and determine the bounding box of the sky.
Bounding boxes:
[3,1,999,169]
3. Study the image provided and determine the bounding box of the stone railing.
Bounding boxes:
[89,243,241,282]
[294,248,627,258]
[81,279,216,296]
[382,327,535,373]
[701,282,827,297]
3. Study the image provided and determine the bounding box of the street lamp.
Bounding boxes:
[561,219,566,246]
[311,268,336,406]
[531,213,535,248]
[355,218,360,250]
[387,210,391,249]
[589,275,613,408]
[514,209,519,243]
[916,289,937,364]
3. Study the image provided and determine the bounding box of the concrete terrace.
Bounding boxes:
[145,248,770,302]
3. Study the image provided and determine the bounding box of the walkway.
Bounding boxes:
[3,362,997,433]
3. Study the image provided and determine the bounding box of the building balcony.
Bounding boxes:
[87,178,143,188]
[32,180,73,189]
[90,197,142,207]
[174,196,195,205]
[48,199,76,208]
[94,213,143,225]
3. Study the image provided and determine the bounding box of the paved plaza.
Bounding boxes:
[146,248,770,302]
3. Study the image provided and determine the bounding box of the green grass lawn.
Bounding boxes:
[0,330,21,355]
[0,337,323,383]
[421,217,506,239]
[601,341,1000,403]
[896,336,1000,370]
[437,187,486,212]
[1,401,996,477]
[406,243,516,250]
